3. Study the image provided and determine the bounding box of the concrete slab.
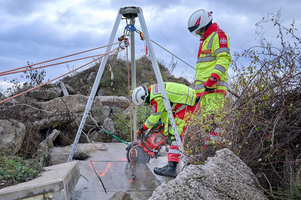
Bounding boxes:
[0,161,80,200]
[68,143,176,200]
[72,161,161,200]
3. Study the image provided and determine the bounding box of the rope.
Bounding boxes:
[0,42,121,76]
[0,52,112,76]
[151,40,196,70]
[126,44,136,180]
[96,127,129,145]
[0,47,123,105]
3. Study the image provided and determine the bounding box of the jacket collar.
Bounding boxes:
[200,23,219,41]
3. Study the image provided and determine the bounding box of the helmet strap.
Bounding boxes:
[197,20,213,38]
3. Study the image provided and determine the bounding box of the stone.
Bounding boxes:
[97,96,129,108]
[100,106,112,119]
[103,118,117,142]
[0,119,26,155]
[65,84,76,94]
[32,87,59,100]
[149,148,268,200]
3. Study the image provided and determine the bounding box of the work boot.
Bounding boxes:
[154,161,178,177]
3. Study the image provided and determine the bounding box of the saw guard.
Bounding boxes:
[126,143,150,163]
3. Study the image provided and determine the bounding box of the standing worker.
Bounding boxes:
[131,82,198,177]
[187,9,231,149]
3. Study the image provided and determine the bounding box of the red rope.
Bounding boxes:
[0,50,124,76]
[0,47,122,105]
[0,42,121,76]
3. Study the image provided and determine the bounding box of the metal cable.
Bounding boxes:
[151,40,196,70]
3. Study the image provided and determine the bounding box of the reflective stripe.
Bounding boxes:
[168,149,180,155]
[166,90,186,97]
[185,87,189,104]
[195,81,228,90]
[190,89,195,105]
[197,31,219,63]
[146,119,156,127]
[174,105,188,114]
[214,65,226,74]
[207,32,218,49]
[197,56,216,63]
[215,47,230,55]
[151,111,163,116]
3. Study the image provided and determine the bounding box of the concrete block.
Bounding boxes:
[0,161,80,200]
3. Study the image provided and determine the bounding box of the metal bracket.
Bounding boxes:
[125,24,136,32]
[119,6,140,18]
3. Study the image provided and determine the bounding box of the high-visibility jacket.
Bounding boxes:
[142,82,196,135]
[195,23,231,95]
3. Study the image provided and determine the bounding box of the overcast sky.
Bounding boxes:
[1,0,300,93]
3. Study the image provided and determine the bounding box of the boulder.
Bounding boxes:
[65,84,76,94]
[0,120,26,155]
[149,148,267,200]
[97,96,129,108]
[39,95,104,115]
[32,87,60,100]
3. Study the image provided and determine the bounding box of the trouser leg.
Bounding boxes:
[201,93,225,151]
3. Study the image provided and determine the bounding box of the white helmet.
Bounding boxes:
[132,86,149,106]
[188,9,213,37]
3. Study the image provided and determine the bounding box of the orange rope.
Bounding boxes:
[0,42,121,76]
[126,45,136,178]
[0,51,124,76]
[0,47,122,105]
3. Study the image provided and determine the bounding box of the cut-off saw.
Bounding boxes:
[126,122,167,163]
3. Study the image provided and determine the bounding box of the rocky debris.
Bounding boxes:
[29,83,76,101]
[97,96,129,108]
[0,119,26,155]
[32,87,59,100]
[38,129,60,149]
[33,115,74,130]
[149,148,267,200]
[36,95,128,133]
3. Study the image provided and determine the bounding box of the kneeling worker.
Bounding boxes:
[131,82,198,177]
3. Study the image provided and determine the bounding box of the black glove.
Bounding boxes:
[204,77,217,92]
[137,125,145,137]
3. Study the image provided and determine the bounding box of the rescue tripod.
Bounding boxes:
[67,6,187,169]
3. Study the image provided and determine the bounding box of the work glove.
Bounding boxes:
[137,125,145,137]
[204,77,217,92]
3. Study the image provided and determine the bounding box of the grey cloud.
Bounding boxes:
[0,0,55,16]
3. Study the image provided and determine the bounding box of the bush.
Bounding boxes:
[112,105,151,142]
[224,12,301,199]
[0,155,41,189]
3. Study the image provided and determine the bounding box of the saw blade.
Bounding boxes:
[127,144,150,163]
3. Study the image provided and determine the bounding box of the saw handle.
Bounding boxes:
[140,133,156,153]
